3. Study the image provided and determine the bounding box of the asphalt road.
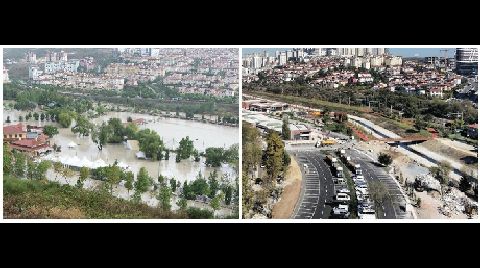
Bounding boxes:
[292,150,335,219]
[349,149,408,219]
[291,147,409,219]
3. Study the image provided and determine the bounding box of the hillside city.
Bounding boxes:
[242,48,478,220]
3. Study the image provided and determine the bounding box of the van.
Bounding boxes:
[334,192,351,202]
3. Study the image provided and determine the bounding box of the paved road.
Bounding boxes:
[349,149,409,219]
[292,150,335,219]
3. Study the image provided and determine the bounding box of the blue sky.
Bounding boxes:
[242,48,454,57]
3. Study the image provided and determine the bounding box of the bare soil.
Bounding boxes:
[272,156,302,219]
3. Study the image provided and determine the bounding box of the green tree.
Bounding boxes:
[378,153,393,166]
[61,166,75,184]
[3,145,13,176]
[193,149,200,162]
[37,161,51,180]
[242,123,262,179]
[19,115,23,122]
[224,185,233,205]
[40,113,45,121]
[6,116,11,123]
[175,152,181,163]
[33,112,39,121]
[210,192,225,213]
[164,149,170,160]
[266,131,284,183]
[208,170,219,199]
[190,171,209,196]
[53,161,63,180]
[92,122,111,150]
[27,159,36,180]
[104,163,122,194]
[204,147,225,167]
[170,178,177,192]
[77,166,90,188]
[157,185,172,211]
[282,116,291,140]
[178,136,194,159]
[136,129,164,160]
[414,115,427,131]
[135,167,152,194]
[71,115,94,137]
[43,125,59,138]
[177,198,188,211]
[13,151,26,177]
[127,116,133,123]
[368,180,389,215]
[124,171,134,195]
[58,112,71,128]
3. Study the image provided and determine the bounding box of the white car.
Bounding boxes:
[333,204,349,215]
[337,188,350,194]
[358,203,376,219]
[334,192,351,202]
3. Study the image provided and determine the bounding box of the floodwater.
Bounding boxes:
[4,106,239,183]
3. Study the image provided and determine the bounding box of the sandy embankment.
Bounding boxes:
[271,156,302,219]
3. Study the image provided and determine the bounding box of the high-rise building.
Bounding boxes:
[279,52,287,65]
[455,48,478,75]
[59,51,68,61]
[253,56,263,68]
[356,48,365,57]
[26,51,37,63]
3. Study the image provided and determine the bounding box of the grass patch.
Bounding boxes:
[3,176,215,219]
[448,134,478,146]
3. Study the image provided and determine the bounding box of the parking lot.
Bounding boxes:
[292,151,336,219]
[350,149,409,219]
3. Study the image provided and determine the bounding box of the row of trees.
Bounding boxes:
[3,145,51,180]
[244,80,477,124]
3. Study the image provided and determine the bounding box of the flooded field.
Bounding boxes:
[4,106,239,183]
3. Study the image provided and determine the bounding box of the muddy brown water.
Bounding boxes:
[4,107,238,183]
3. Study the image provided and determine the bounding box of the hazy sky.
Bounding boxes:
[242,48,455,57]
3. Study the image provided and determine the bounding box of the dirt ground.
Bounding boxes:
[272,156,303,219]
[356,140,472,219]
[415,191,468,219]
[418,138,477,167]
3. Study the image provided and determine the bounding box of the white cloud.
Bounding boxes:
[414,53,420,57]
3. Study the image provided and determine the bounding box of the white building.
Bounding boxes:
[385,56,402,66]
[370,56,384,67]
[44,60,80,74]
[151,48,160,57]
[279,52,287,66]
[29,66,42,80]
[26,52,37,63]
[253,56,263,68]
[3,67,10,83]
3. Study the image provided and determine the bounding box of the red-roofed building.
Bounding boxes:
[4,124,52,156]
[3,123,27,142]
